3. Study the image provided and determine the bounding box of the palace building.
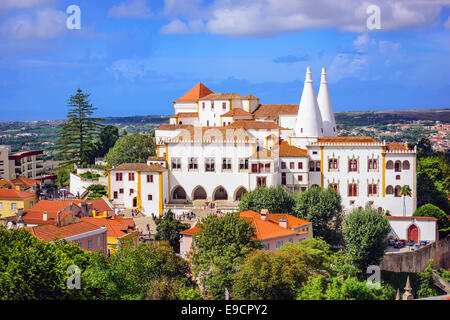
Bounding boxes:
[108,67,417,217]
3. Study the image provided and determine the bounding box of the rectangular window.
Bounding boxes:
[189,158,198,170]
[11,203,16,210]
[264,243,270,251]
[0,202,3,210]
[147,175,153,183]
[257,177,267,186]
[239,158,249,170]
[298,162,303,170]
[315,161,321,172]
[113,191,118,199]
[211,102,214,110]
[368,184,378,196]
[148,194,152,201]
[281,173,286,185]
[264,163,270,173]
[222,158,232,170]
[368,159,378,170]
[88,239,93,250]
[171,158,181,170]
[222,102,226,110]
[309,161,315,171]
[202,102,205,110]
[348,184,358,197]
[276,240,283,249]
[298,175,303,182]
[281,162,286,169]
[119,188,124,194]
[128,172,135,181]
[348,159,358,172]
[115,172,123,181]
[290,162,294,170]
[329,159,338,170]
[129,188,134,195]
[329,183,338,191]
[78,241,83,249]
[97,236,102,248]
[205,158,215,172]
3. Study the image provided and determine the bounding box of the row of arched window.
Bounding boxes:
[386,160,410,172]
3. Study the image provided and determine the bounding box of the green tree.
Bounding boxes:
[83,242,191,300]
[96,125,119,158]
[190,213,262,299]
[105,133,156,167]
[292,186,343,246]
[0,227,93,299]
[342,205,391,271]
[86,184,107,199]
[155,210,190,253]
[56,89,104,167]
[400,185,412,216]
[238,186,295,214]
[56,163,74,187]
[417,259,438,298]
[413,204,449,238]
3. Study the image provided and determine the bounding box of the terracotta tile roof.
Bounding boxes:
[171,126,254,143]
[181,211,309,241]
[386,142,409,151]
[11,176,40,188]
[147,156,166,161]
[80,216,135,238]
[225,120,286,130]
[27,221,105,242]
[267,214,311,229]
[9,199,113,225]
[278,144,308,157]
[110,163,167,172]
[221,109,254,117]
[315,136,377,144]
[252,104,298,120]
[199,93,245,100]
[244,94,259,100]
[175,83,214,102]
[170,112,199,118]
[155,123,193,131]
[249,148,275,159]
[386,216,437,221]
[0,189,35,199]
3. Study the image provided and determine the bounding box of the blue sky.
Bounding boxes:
[0,0,450,121]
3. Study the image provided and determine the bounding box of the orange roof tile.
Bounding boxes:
[222,108,254,117]
[316,136,377,144]
[199,93,245,100]
[0,189,35,199]
[27,221,104,242]
[252,104,298,120]
[175,83,214,102]
[225,120,286,130]
[11,176,40,188]
[278,144,308,157]
[170,112,199,118]
[386,142,409,151]
[110,163,167,172]
[80,216,135,238]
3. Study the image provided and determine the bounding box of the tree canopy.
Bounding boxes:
[56,88,103,167]
[342,205,391,271]
[238,186,295,214]
[414,204,449,237]
[292,186,343,246]
[190,213,262,299]
[105,133,156,167]
[155,210,190,253]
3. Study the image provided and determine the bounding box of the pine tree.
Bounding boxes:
[56,89,104,167]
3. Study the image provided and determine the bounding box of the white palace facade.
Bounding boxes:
[108,67,417,218]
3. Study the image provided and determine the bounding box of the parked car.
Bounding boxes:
[394,241,405,249]
[398,239,406,246]
[388,239,396,246]
[407,240,415,246]
[420,241,428,246]
[411,244,420,251]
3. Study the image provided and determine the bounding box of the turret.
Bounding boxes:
[294,67,324,138]
[317,67,337,136]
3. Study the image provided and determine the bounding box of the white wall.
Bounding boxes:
[388,218,437,242]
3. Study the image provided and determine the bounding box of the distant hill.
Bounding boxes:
[102,115,170,125]
[335,109,450,126]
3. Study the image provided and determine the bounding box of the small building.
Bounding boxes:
[26,221,108,255]
[0,189,36,219]
[179,209,313,258]
[80,216,139,256]
[387,216,438,243]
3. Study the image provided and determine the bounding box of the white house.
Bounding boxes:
[387,216,438,243]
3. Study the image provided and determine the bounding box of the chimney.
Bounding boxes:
[279,217,288,229]
[43,211,48,221]
[260,208,269,221]
[57,211,61,227]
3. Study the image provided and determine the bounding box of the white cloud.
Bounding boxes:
[159,0,445,37]
[108,0,152,19]
[0,0,53,13]
[160,19,205,34]
[0,8,66,40]
[353,33,377,52]
[445,16,450,29]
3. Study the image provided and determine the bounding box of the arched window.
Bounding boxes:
[402,160,410,170]
[172,186,187,201]
[234,187,248,201]
[213,186,228,201]
[394,185,401,197]
[386,160,394,170]
[386,185,394,195]
[192,186,207,200]
[394,161,402,172]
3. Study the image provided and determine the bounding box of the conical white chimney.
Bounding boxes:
[317,67,337,136]
[294,67,324,138]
